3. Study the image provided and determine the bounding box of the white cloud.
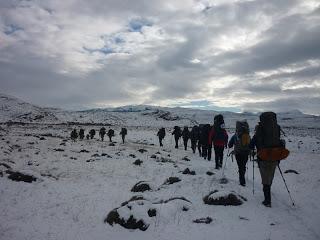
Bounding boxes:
[0,0,319,114]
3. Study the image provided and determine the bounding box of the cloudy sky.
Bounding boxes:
[0,0,319,114]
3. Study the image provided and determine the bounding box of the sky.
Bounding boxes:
[0,0,319,114]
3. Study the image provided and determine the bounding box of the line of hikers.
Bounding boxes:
[157,112,289,208]
[71,127,127,143]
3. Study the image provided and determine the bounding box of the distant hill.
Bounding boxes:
[0,93,319,129]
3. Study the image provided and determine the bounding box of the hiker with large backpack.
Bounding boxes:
[251,112,290,207]
[79,128,85,140]
[157,128,165,147]
[228,120,251,186]
[70,129,78,141]
[120,128,127,143]
[172,126,182,149]
[99,127,106,141]
[182,127,190,151]
[107,129,115,142]
[89,129,96,139]
[190,126,200,154]
[209,114,228,169]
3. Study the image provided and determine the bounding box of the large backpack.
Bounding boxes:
[234,121,250,153]
[121,128,127,135]
[159,128,165,138]
[256,112,281,148]
[214,114,224,127]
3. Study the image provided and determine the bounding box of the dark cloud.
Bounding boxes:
[0,0,319,114]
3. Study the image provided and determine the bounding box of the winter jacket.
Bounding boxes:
[172,128,182,139]
[182,128,190,140]
[208,127,228,147]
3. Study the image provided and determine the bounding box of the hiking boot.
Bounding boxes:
[262,200,271,208]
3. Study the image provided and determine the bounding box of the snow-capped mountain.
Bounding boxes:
[0,93,319,129]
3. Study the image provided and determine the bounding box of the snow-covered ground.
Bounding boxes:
[0,122,319,240]
[0,93,320,240]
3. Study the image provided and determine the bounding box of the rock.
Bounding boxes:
[182,168,196,175]
[182,156,190,161]
[101,153,112,158]
[206,171,214,176]
[163,177,181,185]
[79,149,90,153]
[105,196,150,231]
[109,143,115,146]
[129,154,136,158]
[6,170,37,183]
[133,159,143,166]
[105,209,149,231]
[60,143,66,146]
[70,157,77,160]
[150,154,157,159]
[39,137,46,140]
[147,209,157,217]
[54,148,64,152]
[91,153,100,157]
[138,149,148,153]
[193,217,212,224]
[203,190,246,206]
[131,181,151,192]
[284,169,299,174]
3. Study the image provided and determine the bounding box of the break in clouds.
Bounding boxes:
[0,0,319,114]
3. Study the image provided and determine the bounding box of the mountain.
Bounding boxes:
[0,93,319,129]
[0,94,58,123]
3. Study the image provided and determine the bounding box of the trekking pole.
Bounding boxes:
[251,153,255,195]
[277,164,295,206]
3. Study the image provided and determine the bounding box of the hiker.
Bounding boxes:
[172,126,182,149]
[200,124,211,160]
[99,127,106,141]
[157,128,165,147]
[209,114,228,169]
[228,120,251,186]
[120,128,127,143]
[197,125,202,156]
[70,129,78,141]
[79,128,85,140]
[190,126,200,154]
[89,129,96,139]
[107,129,115,142]
[181,127,190,150]
[251,112,283,208]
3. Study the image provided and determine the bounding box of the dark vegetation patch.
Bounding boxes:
[163,177,181,185]
[181,156,190,161]
[6,170,37,183]
[193,217,212,224]
[147,208,157,217]
[182,168,196,175]
[284,169,299,174]
[131,181,151,192]
[138,149,147,153]
[133,159,143,166]
[206,171,214,176]
[79,149,90,153]
[54,148,65,152]
[203,190,246,206]
[104,210,149,231]
[101,153,112,158]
